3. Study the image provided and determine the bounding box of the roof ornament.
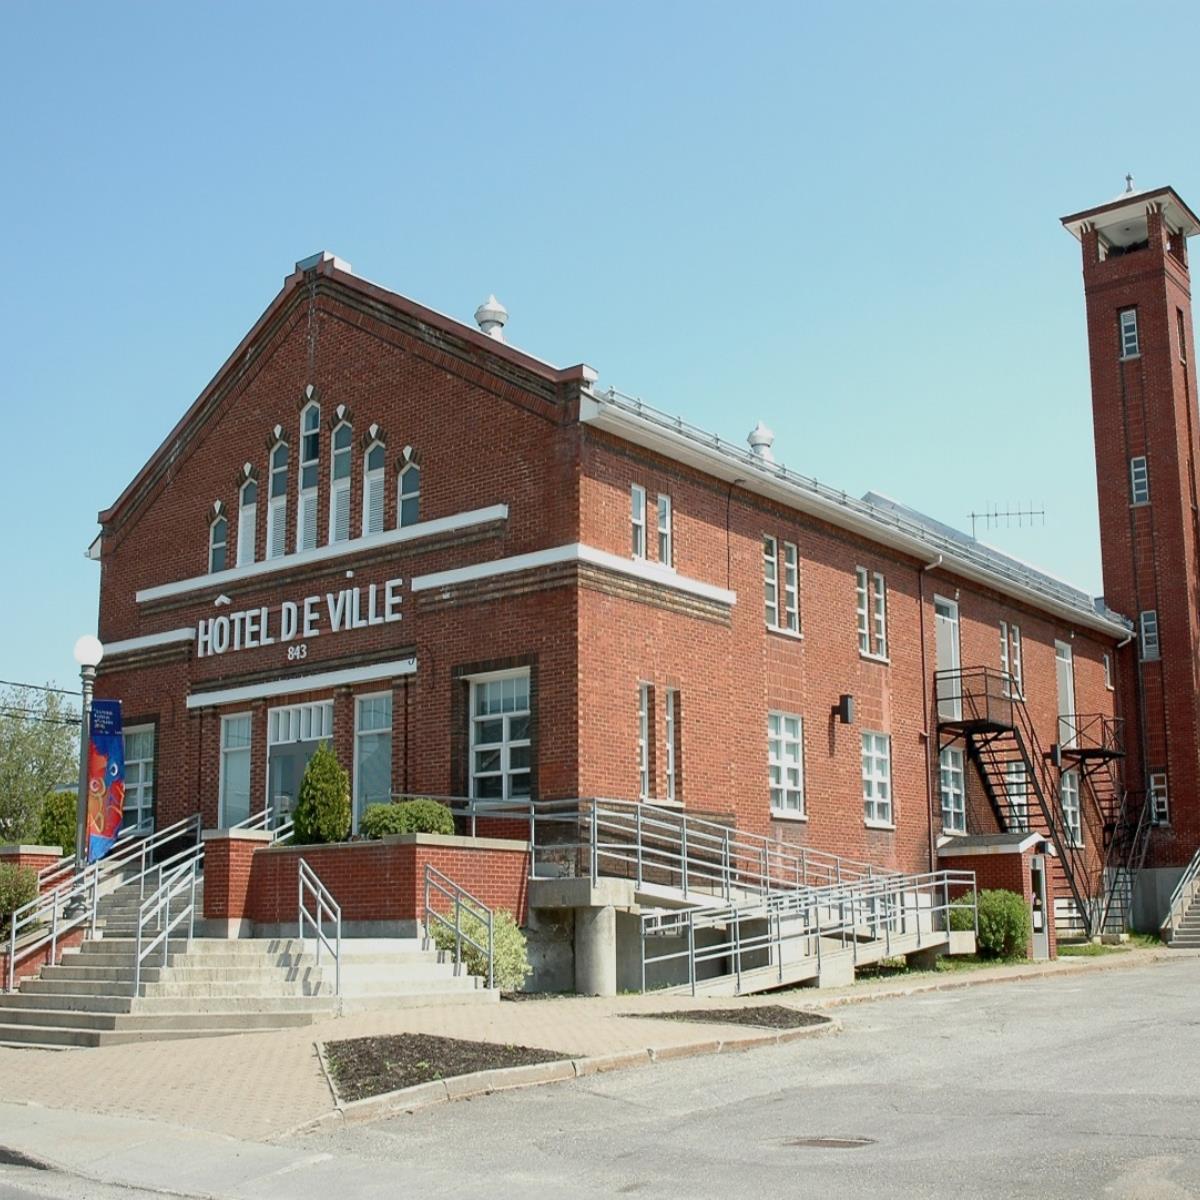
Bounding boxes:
[1125,173,1135,194]
[474,295,508,342]
[747,421,775,463]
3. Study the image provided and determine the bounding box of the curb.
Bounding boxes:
[803,946,1175,1010]
[304,1016,836,1129]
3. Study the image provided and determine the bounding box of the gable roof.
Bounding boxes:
[98,253,596,527]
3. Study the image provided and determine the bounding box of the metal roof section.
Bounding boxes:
[579,386,1132,639]
[1061,184,1200,246]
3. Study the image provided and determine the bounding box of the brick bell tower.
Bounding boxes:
[1063,181,1200,906]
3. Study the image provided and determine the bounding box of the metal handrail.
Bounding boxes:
[298,858,341,996]
[641,868,978,995]
[229,808,295,843]
[1161,846,1200,935]
[423,864,495,990]
[133,852,200,992]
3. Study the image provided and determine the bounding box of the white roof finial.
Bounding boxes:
[747,421,775,463]
[1125,173,1135,194]
[475,295,508,342]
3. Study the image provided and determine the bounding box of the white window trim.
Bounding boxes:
[1139,610,1161,661]
[861,730,893,827]
[468,667,532,803]
[764,536,800,635]
[637,683,652,799]
[123,723,156,835]
[631,484,647,560]
[237,480,258,568]
[267,442,288,561]
[1119,308,1140,360]
[657,493,672,567]
[939,745,965,835]
[1130,455,1150,506]
[664,689,677,804]
[362,442,386,537]
[296,402,320,553]
[353,691,392,833]
[768,710,805,819]
[187,656,416,710]
[857,567,888,660]
[1103,652,1114,691]
[264,700,335,817]
[218,711,253,828]
[1060,769,1083,848]
[208,513,228,574]
[397,462,420,529]
[328,421,352,545]
[1150,771,1170,826]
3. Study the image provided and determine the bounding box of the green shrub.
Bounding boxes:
[952,888,1030,959]
[0,864,37,927]
[291,744,351,845]
[430,907,531,991]
[361,799,455,839]
[38,791,76,856]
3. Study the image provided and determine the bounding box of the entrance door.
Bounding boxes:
[1030,854,1050,960]
[266,701,334,828]
[1055,640,1076,747]
[935,597,962,721]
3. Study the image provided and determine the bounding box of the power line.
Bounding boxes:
[0,680,82,698]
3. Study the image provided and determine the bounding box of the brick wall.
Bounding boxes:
[939,848,1057,959]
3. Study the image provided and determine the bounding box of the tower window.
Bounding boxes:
[1119,309,1140,360]
[1179,309,1189,363]
[1150,771,1170,825]
[297,402,320,552]
[237,478,257,567]
[1130,456,1150,505]
[1103,652,1113,690]
[328,422,352,544]
[208,514,228,573]
[1139,610,1160,661]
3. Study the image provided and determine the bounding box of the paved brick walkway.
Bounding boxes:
[0,946,1173,1142]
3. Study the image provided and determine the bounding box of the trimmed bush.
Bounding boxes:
[430,907,531,991]
[38,790,76,856]
[952,888,1030,959]
[361,799,455,839]
[0,864,37,927]
[291,744,351,845]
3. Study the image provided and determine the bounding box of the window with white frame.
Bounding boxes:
[209,514,228,573]
[362,442,385,536]
[1119,308,1140,359]
[657,494,672,566]
[861,731,892,825]
[122,725,155,833]
[999,621,1023,698]
[219,713,252,827]
[768,711,805,816]
[268,701,333,746]
[637,683,653,798]
[664,689,678,803]
[631,485,646,559]
[267,441,288,559]
[1130,455,1150,505]
[1150,771,1170,825]
[1139,610,1160,661]
[1005,761,1029,831]
[297,402,320,552]
[329,422,352,543]
[1103,652,1114,690]
[1061,769,1082,846]
[763,536,799,632]
[397,463,420,528]
[469,671,531,800]
[237,479,257,567]
[856,568,887,658]
[354,693,392,829]
[939,746,965,833]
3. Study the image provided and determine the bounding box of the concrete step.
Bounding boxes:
[0,1020,316,1049]
[38,963,330,986]
[0,1006,325,1032]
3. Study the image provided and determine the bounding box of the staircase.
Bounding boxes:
[0,880,494,1048]
[1163,848,1200,949]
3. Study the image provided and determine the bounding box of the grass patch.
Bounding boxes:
[1058,942,1122,957]
[324,1033,575,1103]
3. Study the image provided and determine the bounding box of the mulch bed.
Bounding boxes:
[628,1005,828,1030]
[324,1034,574,1102]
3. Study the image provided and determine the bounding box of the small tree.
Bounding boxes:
[291,743,351,845]
[0,685,78,844]
[38,790,77,855]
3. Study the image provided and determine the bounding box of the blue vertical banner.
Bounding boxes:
[86,699,125,864]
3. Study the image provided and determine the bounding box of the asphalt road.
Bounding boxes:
[3,955,1199,1199]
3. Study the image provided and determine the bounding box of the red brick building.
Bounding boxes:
[89,216,1159,953]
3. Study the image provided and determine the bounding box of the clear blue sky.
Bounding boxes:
[3,2,1196,691]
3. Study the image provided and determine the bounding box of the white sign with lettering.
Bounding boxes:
[196,578,403,658]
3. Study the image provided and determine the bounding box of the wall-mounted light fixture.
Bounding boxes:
[832,694,855,725]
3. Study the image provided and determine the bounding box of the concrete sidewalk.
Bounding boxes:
[0,945,1176,1145]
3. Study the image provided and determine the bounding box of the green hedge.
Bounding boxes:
[361,799,454,839]
[951,888,1030,959]
[292,744,351,845]
[38,791,76,857]
[0,864,37,927]
[429,908,530,991]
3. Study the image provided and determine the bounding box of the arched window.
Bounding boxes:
[296,402,320,552]
[209,514,228,573]
[329,422,352,543]
[237,478,258,567]
[398,463,420,528]
[267,442,288,559]
[362,442,385,536]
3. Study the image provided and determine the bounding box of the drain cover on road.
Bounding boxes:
[783,1136,876,1150]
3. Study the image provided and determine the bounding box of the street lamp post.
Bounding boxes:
[72,635,104,875]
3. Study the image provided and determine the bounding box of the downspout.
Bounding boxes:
[919,555,943,873]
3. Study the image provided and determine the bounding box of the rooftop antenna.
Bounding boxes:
[967,502,1046,540]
